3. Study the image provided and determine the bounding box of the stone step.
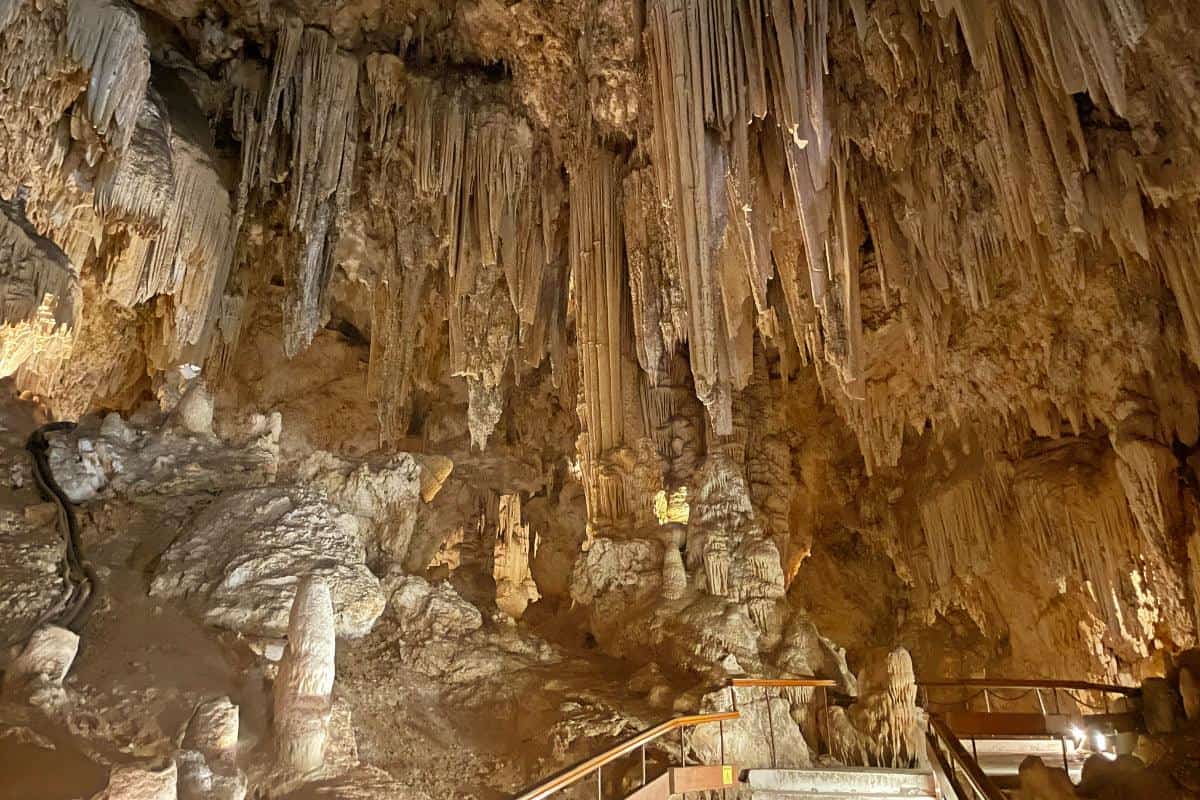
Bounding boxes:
[743,768,939,798]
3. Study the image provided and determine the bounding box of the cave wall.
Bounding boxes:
[0,0,1197,682]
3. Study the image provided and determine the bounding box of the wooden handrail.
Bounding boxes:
[729,676,838,688]
[511,711,739,800]
[918,678,1139,695]
[927,714,1006,800]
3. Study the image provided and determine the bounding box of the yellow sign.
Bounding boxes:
[722,766,734,785]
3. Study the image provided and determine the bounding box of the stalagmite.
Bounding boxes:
[274,576,336,776]
[660,544,686,600]
[830,648,921,769]
[177,696,247,800]
[492,493,539,619]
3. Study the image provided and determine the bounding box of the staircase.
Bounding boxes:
[512,676,1143,800]
[744,767,938,799]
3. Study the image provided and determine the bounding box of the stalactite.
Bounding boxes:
[623,166,685,386]
[65,0,150,155]
[570,150,635,527]
[237,20,358,357]
[93,89,174,235]
[918,462,1010,588]
[104,77,235,358]
[360,71,563,447]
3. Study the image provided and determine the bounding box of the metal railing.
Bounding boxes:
[919,677,1139,716]
[926,713,1006,800]
[512,676,837,800]
[511,711,738,800]
[918,677,1143,777]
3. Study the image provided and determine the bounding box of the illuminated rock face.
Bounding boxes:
[2,4,1200,790]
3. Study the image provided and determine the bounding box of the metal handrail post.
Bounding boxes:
[822,686,832,757]
[764,687,777,768]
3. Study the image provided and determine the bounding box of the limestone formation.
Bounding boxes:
[176,696,247,800]
[492,493,539,619]
[829,648,923,769]
[274,576,336,777]
[660,544,686,600]
[150,487,385,638]
[92,762,178,800]
[1,0,1200,794]
[46,410,280,503]
[3,624,78,702]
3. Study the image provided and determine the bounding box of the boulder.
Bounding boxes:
[389,575,483,642]
[1142,676,1180,735]
[91,762,177,800]
[150,487,385,638]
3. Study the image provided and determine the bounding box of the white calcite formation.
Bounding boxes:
[296,450,431,563]
[175,696,246,800]
[45,410,280,503]
[828,648,923,769]
[273,576,336,777]
[492,493,539,619]
[151,487,384,639]
[3,624,79,709]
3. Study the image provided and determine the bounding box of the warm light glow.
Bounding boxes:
[653,486,690,525]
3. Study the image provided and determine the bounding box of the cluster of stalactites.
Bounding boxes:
[796,0,1200,475]
[571,150,633,523]
[915,440,1194,660]
[641,0,867,437]
[360,68,566,448]
[235,19,359,358]
[65,0,150,156]
[101,79,236,363]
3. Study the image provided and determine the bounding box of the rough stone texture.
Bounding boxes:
[0,505,66,649]
[296,450,427,562]
[3,624,79,696]
[150,487,385,638]
[46,411,280,503]
[1143,677,1181,735]
[279,765,431,800]
[389,575,483,643]
[91,762,178,800]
